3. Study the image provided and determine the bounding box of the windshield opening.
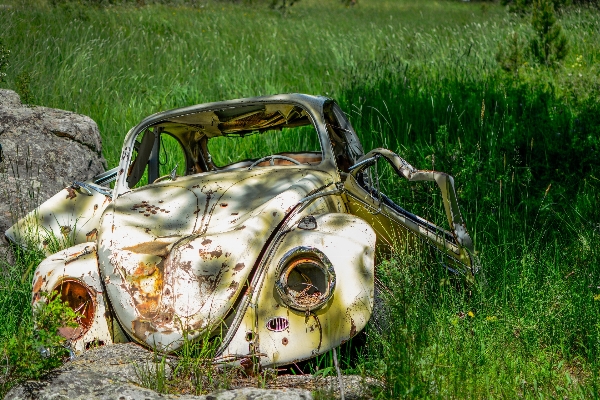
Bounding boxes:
[207,124,321,168]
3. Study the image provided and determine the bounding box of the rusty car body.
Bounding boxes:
[6,94,477,367]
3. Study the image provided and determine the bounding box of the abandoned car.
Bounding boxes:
[6,94,477,367]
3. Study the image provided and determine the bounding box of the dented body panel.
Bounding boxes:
[5,185,110,253]
[7,94,477,367]
[31,242,127,353]
[98,168,336,350]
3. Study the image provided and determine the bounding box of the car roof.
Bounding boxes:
[133,93,332,134]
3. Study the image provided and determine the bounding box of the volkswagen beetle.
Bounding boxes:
[6,94,477,367]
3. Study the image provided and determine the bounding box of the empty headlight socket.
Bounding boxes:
[275,246,336,312]
[51,278,97,340]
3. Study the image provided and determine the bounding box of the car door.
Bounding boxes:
[343,148,478,279]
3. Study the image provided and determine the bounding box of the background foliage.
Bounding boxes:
[0,0,599,397]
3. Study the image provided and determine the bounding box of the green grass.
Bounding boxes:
[1,0,600,398]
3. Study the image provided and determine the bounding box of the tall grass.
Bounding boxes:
[0,0,599,397]
[0,0,512,163]
[333,6,600,395]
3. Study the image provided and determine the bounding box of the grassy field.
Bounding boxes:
[1,0,600,398]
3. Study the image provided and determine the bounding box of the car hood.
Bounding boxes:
[97,167,336,350]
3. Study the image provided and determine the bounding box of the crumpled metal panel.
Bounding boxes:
[97,168,335,350]
[31,242,127,354]
[5,186,110,254]
[344,148,478,276]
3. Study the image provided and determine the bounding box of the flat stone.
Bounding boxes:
[5,343,380,400]
[5,343,313,400]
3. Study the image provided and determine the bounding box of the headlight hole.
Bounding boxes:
[276,247,335,311]
[53,279,96,340]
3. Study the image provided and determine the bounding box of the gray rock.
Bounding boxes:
[0,89,20,107]
[5,342,380,399]
[0,89,106,254]
[5,343,314,400]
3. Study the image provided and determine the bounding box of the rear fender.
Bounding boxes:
[32,242,127,354]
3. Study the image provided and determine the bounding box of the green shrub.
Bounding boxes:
[1,285,80,396]
[530,0,569,66]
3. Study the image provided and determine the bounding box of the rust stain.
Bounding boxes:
[132,319,157,338]
[197,188,216,233]
[133,262,157,277]
[135,296,161,315]
[179,260,193,273]
[220,203,228,207]
[231,212,239,216]
[282,337,288,345]
[350,317,357,337]
[152,309,175,327]
[199,246,222,260]
[273,212,277,217]
[228,281,239,293]
[123,241,171,257]
[65,245,94,264]
[201,238,212,246]
[234,225,246,231]
[127,263,163,319]
[66,187,77,200]
[234,262,245,271]
[94,204,98,211]
[33,275,45,293]
[86,228,98,241]
[60,225,72,236]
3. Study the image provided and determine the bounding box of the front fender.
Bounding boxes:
[32,242,127,354]
[220,212,376,367]
[6,186,111,255]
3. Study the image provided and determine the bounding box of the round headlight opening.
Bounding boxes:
[276,247,335,311]
[53,279,96,340]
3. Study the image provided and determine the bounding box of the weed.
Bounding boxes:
[15,71,34,106]
[134,354,170,394]
[134,324,240,395]
[0,39,9,83]
[0,272,81,397]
